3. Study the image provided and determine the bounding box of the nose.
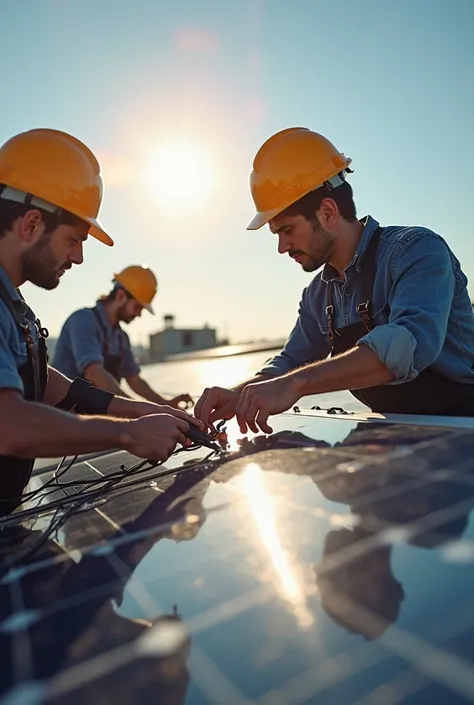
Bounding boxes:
[277,233,291,255]
[70,241,84,265]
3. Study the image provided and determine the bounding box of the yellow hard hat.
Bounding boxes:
[0,128,113,246]
[247,127,352,230]
[114,265,158,313]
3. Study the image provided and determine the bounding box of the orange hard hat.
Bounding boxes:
[114,265,158,313]
[247,127,352,230]
[0,128,112,246]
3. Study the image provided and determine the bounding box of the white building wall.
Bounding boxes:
[149,327,217,360]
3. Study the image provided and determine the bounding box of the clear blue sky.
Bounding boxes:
[1,0,473,345]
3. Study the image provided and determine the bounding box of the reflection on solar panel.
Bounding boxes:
[1,412,474,705]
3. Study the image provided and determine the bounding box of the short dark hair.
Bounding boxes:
[0,197,86,239]
[280,179,357,222]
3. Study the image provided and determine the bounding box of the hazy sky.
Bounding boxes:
[1,0,473,345]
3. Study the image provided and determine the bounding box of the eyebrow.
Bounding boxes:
[270,223,291,235]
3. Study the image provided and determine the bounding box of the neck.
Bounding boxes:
[0,243,25,288]
[328,219,364,277]
[102,300,119,327]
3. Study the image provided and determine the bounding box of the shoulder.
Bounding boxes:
[380,224,451,253]
[379,224,466,291]
[379,224,456,267]
[0,300,17,333]
[62,307,101,333]
[68,307,97,324]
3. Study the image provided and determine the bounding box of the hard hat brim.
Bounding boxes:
[143,302,154,315]
[247,206,284,231]
[88,218,114,246]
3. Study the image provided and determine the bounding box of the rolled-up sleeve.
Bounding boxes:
[259,286,331,376]
[68,310,104,374]
[358,233,455,384]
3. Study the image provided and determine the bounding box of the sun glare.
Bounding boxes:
[147,142,214,210]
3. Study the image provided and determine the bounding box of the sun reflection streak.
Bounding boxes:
[242,463,314,628]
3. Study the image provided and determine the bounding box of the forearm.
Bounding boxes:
[232,373,273,395]
[291,345,393,397]
[46,366,152,419]
[128,377,167,404]
[43,366,73,406]
[108,394,159,419]
[0,396,129,458]
[84,363,130,397]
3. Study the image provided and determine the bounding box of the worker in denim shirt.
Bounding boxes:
[53,265,193,409]
[195,127,474,432]
[0,128,200,511]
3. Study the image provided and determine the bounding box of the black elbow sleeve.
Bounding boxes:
[56,377,114,416]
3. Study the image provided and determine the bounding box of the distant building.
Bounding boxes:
[149,315,219,362]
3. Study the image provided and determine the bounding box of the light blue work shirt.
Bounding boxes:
[261,215,474,385]
[53,301,140,382]
[0,267,42,395]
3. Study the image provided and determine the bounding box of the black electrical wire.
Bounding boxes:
[0,441,204,512]
[0,412,229,580]
[0,424,228,573]
[0,458,157,571]
[0,455,80,509]
[0,445,220,528]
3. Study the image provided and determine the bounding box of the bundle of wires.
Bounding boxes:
[0,441,222,572]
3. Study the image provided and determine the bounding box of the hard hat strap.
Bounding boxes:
[0,185,62,216]
[324,172,347,191]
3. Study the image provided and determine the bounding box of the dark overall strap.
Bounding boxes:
[0,279,46,401]
[326,226,384,339]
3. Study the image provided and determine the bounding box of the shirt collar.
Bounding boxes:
[0,267,21,301]
[321,215,380,283]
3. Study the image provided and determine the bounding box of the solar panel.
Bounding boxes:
[1,412,474,704]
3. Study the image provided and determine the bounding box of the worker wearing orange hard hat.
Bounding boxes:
[195,126,474,431]
[0,128,200,512]
[53,264,193,409]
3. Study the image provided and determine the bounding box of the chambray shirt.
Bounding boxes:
[261,215,474,385]
[0,267,41,395]
[53,301,140,382]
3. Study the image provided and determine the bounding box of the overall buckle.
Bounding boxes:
[326,304,335,340]
[356,300,373,331]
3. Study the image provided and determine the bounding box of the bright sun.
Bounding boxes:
[147,142,214,210]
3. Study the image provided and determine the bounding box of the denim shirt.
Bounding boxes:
[260,215,474,385]
[0,267,41,395]
[53,301,140,382]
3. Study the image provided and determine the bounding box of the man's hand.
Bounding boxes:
[235,376,301,434]
[194,387,240,426]
[121,413,192,462]
[169,393,194,410]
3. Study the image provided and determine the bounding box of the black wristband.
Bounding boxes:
[56,377,114,416]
